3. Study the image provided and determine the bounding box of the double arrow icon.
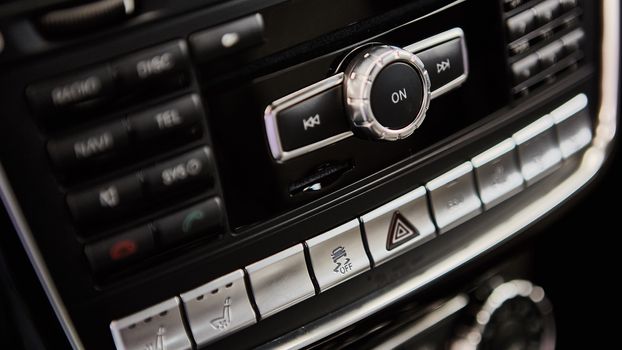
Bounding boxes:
[386,211,420,251]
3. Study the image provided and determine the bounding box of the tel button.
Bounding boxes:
[85,226,154,273]
[144,147,214,197]
[153,198,224,247]
[128,94,203,143]
[415,38,466,94]
[275,85,350,152]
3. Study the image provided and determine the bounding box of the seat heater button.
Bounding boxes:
[67,174,143,224]
[180,270,256,346]
[110,297,192,350]
[144,147,214,197]
[128,94,203,143]
[153,198,224,246]
[360,186,436,266]
[550,94,592,158]
[47,120,130,169]
[306,219,370,292]
[245,244,315,318]
[85,225,154,273]
[513,115,562,185]
[113,41,189,91]
[26,65,115,115]
[426,162,482,233]
[471,139,525,210]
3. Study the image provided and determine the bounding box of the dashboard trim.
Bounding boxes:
[258,1,619,348]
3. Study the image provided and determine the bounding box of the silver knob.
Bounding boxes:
[343,45,431,141]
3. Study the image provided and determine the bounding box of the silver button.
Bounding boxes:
[245,244,315,318]
[426,162,482,233]
[306,219,370,292]
[180,270,256,347]
[360,187,435,266]
[471,139,525,210]
[551,94,592,158]
[513,115,562,185]
[110,297,192,350]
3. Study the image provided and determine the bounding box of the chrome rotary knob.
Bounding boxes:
[343,45,431,141]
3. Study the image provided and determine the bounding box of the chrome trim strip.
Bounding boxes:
[404,27,469,99]
[0,163,85,350]
[260,1,619,348]
[370,294,468,350]
[264,73,353,163]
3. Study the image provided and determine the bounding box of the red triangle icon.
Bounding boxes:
[386,211,419,251]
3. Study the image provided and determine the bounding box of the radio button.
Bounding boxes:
[110,298,192,350]
[275,85,350,152]
[533,0,561,25]
[245,244,315,318]
[511,54,540,84]
[180,270,256,346]
[26,65,115,115]
[190,14,264,62]
[415,38,466,95]
[113,41,189,91]
[306,219,370,292]
[67,173,144,224]
[506,10,537,40]
[513,115,562,185]
[471,139,525,210]
[128,95,203,143]
[360,187,435,266]
[153,198,224,247]
[426,162,482,233]
[47,120,130,170]
[144,147,214,198]
[85,226,154,273]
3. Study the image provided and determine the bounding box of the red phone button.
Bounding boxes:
[85,226,155,273]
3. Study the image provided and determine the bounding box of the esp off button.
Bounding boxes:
[144,147,214,198]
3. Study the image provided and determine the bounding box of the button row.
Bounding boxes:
[109,94,592,349]
[27,41,190,118]
[506,0,577,41]
[511,28,584,84]
[86,197,224,273]
[67,147,215,225]
[48,94,204,171]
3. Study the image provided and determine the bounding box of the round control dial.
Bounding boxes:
[451,280,556,350]
[343,45,431,141]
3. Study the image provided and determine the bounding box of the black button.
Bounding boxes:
[537,40,565,69]
[85,226,155,273]
[113,41,189,91]
[128,95,204,143]
[370,62,424,129]
[26,65,115,115]
[511,54,540,84]
[67,174,144,224]
[415,38,465,94]
[190,14,264,62]
[276,85,350,152]
[47,120,130,170]
[506,10,536,40]
[144,148,214,197]
[533,0,561,25]
[153,198,224,246]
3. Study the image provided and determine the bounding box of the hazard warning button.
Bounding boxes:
[361,186,436,266]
